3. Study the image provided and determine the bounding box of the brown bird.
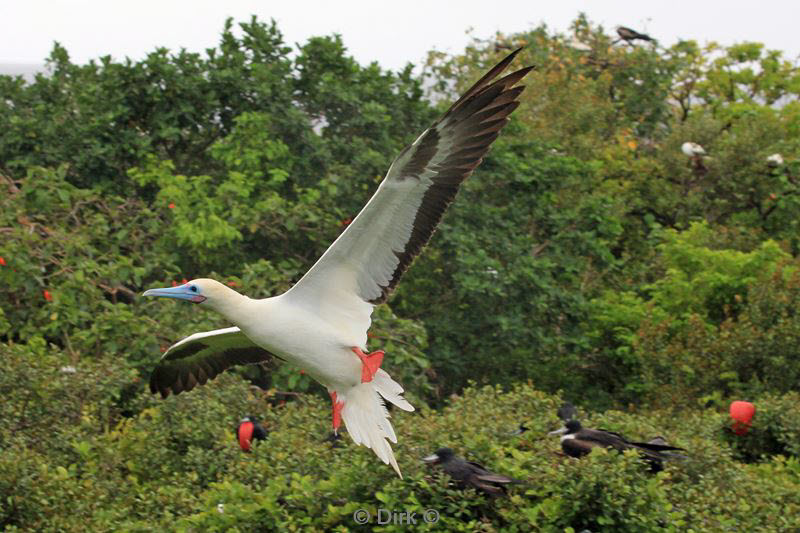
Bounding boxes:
[423,448,520,496]
[616,26,655,43]
[549,420,685,465]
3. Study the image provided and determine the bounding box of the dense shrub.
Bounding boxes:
[2,380,799,531]
[3,14,800,531]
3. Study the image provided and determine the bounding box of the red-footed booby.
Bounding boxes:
[681,142,706,157]
[143,49,533,476]
[681,141,709,176]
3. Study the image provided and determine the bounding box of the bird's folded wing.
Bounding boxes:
[562,439,600,456]
[628,440,686,453]
[283,50,533,333]
[475,473,519,484]
[150,327,278,398]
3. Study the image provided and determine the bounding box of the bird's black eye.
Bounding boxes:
[190,285,197,292]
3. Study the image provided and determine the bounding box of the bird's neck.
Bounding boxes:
[208,287,261,326]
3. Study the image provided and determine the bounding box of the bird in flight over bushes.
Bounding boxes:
[142,49,533,477]
[236,416,268,452]
[423,448,521,496]
[549,420,685,467]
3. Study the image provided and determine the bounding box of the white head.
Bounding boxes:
[143,278,241,313]
[681,142,706,157]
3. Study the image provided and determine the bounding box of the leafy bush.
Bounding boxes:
[2,379,799,531]
[3,13,800,531]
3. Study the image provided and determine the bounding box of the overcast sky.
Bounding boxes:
[1,1,798,73]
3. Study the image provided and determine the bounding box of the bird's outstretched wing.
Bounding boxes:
[149,327,279,398]
[284,49,533,335]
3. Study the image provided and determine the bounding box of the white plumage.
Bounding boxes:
[767,153,784,167]
[681,141,706,157]
[143,50,532,476]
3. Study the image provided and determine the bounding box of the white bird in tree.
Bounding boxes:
[767,153,784,167]
[682,141,708,176]
[142,50,533,477]
[681,142,706,157]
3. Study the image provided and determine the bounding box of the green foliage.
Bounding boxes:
[635,258,800,407]
[721,392,800,462]
[646,222,790,323]
[2,379,799,531]
[3,13,800,531]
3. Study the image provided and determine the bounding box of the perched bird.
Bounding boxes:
[767,153,784,167]
[681,141,708,176]
[143,50,533,477]
[616,26,655,43]
[549,420,685,465]
[423,448,520,496]
[236,416,268,452]
[729,400,756,436]
[681,142,706,157]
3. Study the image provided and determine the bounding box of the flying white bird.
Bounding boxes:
[142,50,533,477]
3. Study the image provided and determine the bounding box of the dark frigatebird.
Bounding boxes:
[549,420,685,468]
[236,416,268,452]
[616,26,655,43]
[422,448,520,496]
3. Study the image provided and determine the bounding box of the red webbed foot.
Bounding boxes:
[352,347,384,383]
[329,391,344,432]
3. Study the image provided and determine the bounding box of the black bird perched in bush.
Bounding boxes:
[616,26,655,43]
[422,448,520,496]
[549,420,685,465]
[236,416,268,452]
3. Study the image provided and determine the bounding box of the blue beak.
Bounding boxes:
[143,283,206,303]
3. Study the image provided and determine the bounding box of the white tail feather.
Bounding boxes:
[373,369,415,412]
[340,378,413,478]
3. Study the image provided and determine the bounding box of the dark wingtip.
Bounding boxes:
[149,366,176,399]
[504,47,524,61]
[445,47,532,114]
